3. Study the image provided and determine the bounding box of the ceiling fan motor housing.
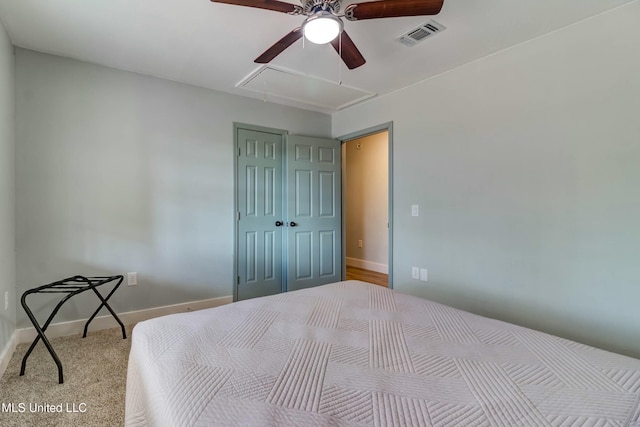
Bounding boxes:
[303,0,341,15]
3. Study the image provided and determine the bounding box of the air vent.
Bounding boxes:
[399,20,446,47]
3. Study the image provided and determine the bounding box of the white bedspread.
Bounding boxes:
[125,281,640,426]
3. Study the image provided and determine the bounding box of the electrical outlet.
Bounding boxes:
[127,272,138,286]
[411,267,420,280]
[420,268,429,282]
[4,291,8,311]
[358,239,363,248]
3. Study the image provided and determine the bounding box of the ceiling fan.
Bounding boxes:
[209,0,444,69]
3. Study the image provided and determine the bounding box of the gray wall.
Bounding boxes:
[15,49,331,327]
[333,3,640,358]
[344,132,388,272]
[0,21,15,354]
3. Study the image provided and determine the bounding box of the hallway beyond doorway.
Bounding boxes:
[345,266,388,288]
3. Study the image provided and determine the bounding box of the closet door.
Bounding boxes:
[286,135,342,291]
[236,128,284,300]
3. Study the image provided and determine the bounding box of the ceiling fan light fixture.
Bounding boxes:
[303,12,343,44]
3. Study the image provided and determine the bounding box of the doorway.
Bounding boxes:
[340,123,393,288]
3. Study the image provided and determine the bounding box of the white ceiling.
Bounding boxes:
[0,0,634,113]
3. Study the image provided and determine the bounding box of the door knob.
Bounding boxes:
[275,221,284,227]
[289,221,298,227]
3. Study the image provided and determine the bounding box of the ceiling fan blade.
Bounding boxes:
[210,0,298,14]
[331,31,366,70]
[345,0,443,20]
[255,28,303,64]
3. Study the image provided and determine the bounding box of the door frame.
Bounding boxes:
[233,122,288,302]
[338,122,394,288]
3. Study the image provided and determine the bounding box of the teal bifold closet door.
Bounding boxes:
[285,135,342,292]
[236,129,341,300]
[236,128,285,301]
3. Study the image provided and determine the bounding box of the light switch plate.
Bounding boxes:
[411,267,420,280]
[411,205,419,217]
[420,268,428,282]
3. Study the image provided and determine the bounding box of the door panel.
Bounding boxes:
[237,128,284,300]
[286,135,342,292]
[319,172,335,217]
[295,231,313,280]
[295,170,312,216]
[319,230,336,277]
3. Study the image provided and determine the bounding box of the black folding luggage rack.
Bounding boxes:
[20,275,127,384]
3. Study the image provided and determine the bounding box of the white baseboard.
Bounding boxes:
[346,257,388,274]
[15,295,233,345]
[0,330,18,378]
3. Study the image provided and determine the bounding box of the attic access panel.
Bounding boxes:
[237,65,376,111]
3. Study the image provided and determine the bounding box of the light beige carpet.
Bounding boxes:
[0,326,133,427]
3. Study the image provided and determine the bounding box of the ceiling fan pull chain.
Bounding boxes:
[338,31,342,85]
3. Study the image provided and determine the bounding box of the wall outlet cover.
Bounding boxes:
[420,268,428,282]
[127,272,138,286]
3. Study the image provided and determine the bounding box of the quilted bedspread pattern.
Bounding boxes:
[125,281,640,426]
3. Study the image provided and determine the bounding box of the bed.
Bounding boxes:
[125,281,640,426]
